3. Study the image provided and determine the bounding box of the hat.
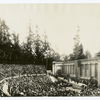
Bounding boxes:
[20,92,24,95]
[98,91,100,93]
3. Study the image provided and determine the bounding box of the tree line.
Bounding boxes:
[63,34,92,62]
[0,19,61,70]
[0,19,96,70]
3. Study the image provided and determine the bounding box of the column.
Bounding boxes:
[95,63,98,79]
[54,64,56,74]
[67,65,69,74]
[72,65,73,75]
[60,65,62,74]
[97,60,100,87]
[66,65,67,75]
[70,65,71,74]
[87,64,90,78]
[62,65,64,74]
[81,64,83,77]
[69,65,70,74]
[90,64,91,77]
[83,64,85,77]
[67,65,68,74]
[63,65,65,74]
[80,64,82,77]
[85,64,87,77]
[64,65,66,74]
[71,65,73,75]
[54,64,57,74]
[52,63,55,74]
[73,65,75,75]
[65,65,67,74]
[91,64,95,77]
[70,65,72,75]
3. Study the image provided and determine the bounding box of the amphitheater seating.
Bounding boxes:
[0,64,46,81]
[0,64,100,97]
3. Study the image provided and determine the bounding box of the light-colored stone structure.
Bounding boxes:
[52,58,100,87]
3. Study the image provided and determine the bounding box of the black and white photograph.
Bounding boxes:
[0,1,100,98]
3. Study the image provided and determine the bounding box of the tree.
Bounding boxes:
[63,55,68,62]
[68,53,75,61]
[94,51,100,58]
[0,19,62,71]
[10,33,21,63]
[72,34,85,60]
[85,50,92,59]
[21,25,34,64]
[33,26,45,65]
[0,19,12,63]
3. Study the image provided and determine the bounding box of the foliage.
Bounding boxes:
[0,19,61,70]
[84,50,92,59]
[55,70,62,77]
[63,55,68,62]
[69,34,86,60]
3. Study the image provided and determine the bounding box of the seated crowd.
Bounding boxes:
[0,64,46,81]
[0,75,99,97]
[7,75,78,96]
[0,66,100,97]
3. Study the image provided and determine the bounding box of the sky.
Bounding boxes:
[0,4,100,57]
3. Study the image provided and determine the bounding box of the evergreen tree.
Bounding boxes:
[85,50,92,59]
[0,19,61,69]
[0,19,12,63]
[69,34,85,60]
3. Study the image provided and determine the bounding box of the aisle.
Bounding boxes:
[49,76,58,83]
[2,82,11,96]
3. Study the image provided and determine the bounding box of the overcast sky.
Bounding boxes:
[0,4,100,56]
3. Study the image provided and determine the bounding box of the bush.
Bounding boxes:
[90,76,98,87]
[55,70,62,77]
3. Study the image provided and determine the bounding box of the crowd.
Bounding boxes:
[8,75,53,96]
[0,64,46,81]
[0,74,100,96]
[6,75,76,96]
[70,76,98,90]
[0,65,100,97]
[1,74,98,97]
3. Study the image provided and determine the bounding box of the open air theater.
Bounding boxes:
[0,57,100,96]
